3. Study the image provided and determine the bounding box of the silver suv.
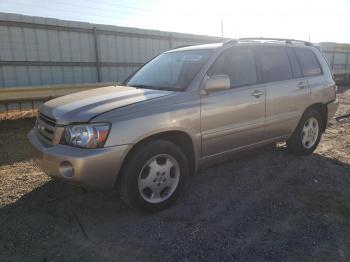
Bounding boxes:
[28,38,339,212]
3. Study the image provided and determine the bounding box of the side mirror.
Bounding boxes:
[203,75,230,93]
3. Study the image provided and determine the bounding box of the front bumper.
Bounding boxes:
[27,129,130,189]
[327,99,339,122]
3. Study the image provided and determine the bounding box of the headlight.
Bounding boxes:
[63,123,111,148]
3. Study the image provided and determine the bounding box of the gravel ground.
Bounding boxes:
[0,86,349,262]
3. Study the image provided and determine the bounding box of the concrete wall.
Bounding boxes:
[0,13,223,87]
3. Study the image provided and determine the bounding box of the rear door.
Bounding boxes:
[293,47,327,100]
[255,46,311,139]
[200,47,266,157]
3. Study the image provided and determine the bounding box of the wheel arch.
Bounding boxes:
[115,130,197,188]
[304,103,328,132]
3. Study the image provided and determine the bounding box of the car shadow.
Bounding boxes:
[1,144,350,261]
[0,118,35,166]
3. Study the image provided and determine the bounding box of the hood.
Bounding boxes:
[39,85,173,124]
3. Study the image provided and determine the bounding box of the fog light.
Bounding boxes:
[59,161,74,178]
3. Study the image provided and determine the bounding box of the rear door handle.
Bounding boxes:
[297,81,308,89]
[251,90,264,98]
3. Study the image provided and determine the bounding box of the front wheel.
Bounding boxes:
[118,140,189,213]
[287,109,323,155]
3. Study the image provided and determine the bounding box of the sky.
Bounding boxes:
[0,0,350,43]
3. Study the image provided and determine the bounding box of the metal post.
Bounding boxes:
[169,34,173,49]
[346,53,350,83]
[221,18,224,41]
[331,52,335,70]
[5,103,8,118]
[93,27,101,82]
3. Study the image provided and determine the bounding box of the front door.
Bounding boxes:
[200,47,266,157]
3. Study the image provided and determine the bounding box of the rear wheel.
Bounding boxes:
[287,109,323,155]
[119,139,189,212]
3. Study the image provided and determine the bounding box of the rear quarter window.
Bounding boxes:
[294,48,322,77]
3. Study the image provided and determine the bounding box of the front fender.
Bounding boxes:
[104,107,200,148]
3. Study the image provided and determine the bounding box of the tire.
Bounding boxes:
[287,108,323,155]
[118,139,189,213]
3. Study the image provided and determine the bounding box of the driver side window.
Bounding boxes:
[208,47,258,88]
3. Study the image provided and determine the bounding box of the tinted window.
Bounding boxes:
[286,48,303,78]
[208,48,257,88]
[294,48,322,76]
[256,47,292,83]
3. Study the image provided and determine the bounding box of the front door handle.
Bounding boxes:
[251,90,264,98]
[297,81,308,89]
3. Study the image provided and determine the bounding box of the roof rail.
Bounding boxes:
[238,37,313,46]
[223,39,238,45]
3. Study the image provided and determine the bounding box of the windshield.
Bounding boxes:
[126,50,213,91]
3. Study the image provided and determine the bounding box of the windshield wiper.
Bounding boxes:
[130,84,152,89]
[127,84,182,92]
[129,84,167,90]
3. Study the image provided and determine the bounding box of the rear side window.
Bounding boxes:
[208,47,258,88]
[256,47,292,83]
[294,48,322,76]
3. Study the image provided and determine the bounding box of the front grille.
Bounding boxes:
[36,112,57,143]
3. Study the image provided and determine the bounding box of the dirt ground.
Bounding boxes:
[0,86,349,262]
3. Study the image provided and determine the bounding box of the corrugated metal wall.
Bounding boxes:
[319,43,350,82]
[0,13,223,87]
[322,50,350,71]
[321,48,350,83]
